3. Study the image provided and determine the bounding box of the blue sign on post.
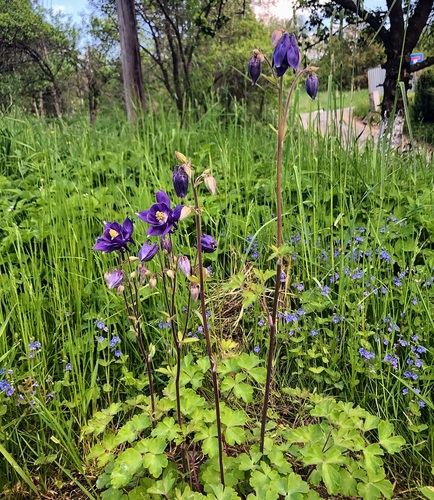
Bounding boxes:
[410,53,423,65]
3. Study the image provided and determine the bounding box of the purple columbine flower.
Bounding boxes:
[173,165,189,198]
[93,217,134,253]
[272,32,299,77]
[200,234,218,253]
[104,269,124,289]
[248,52,262,86]
[139,240,159,262]
[305,72,319,100]
[137,191,182,237]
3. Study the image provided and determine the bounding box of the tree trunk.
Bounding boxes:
[379,51,412,149]
[116,0,146,123]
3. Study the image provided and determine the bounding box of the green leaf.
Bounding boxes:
[143,451,168,478]
[151,417,182,441]
[267,449,292,475]
[249,468,280,500]
[111,448,143,489]
[274,472,309,498]
[363,444,384,475]
[420,486,434,499]
[338,468,358,497]
[206,484,241,499]
[377,421,405,454]
[146,470,176,496]
[321,463,341,496]
[233,382,253,403]
[360,414,380,432]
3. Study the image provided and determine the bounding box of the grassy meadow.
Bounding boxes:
[1,94,434,498]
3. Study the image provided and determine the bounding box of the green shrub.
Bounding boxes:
[413,69,434,122]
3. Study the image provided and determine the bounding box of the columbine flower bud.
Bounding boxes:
[166,269,175,279]
[178,255,191,277]
[149,276,157,289]
[148,343,156,361]
[175,151,187,163]
[305,72,319,100]
[204,174,217,195]
[139,240,159,262]
[104,269,124,290]
[179,206,193,220]
[248,51,262,86]
[137,263,147,284]
[173,165,189,198]
[161,236,172,254]
[200,234,218,253]
[190,283,200,301]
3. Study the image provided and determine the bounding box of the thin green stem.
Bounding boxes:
[192,181,225,486]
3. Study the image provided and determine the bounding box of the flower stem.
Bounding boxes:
[260,68,310,453]
[192,182,225,486]
[122,253,156,426]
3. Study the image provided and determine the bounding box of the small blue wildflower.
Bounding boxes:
[109,336,121,347]
[419,400,426,408]
[379,250,391,262]
[297,308,305,316]
[359,348,375,361]
[394,276,402,287]
[383,353,398,370]
[29,341,41,351]
[414,388,421,394]
[412,298,418,306]
[321,285,330,296]
[382,286,387,294]
[258,319,265,327]
[383,339,389,345]
[416,346,427,354]
[289,330,294,336]
[332,316,340,324]
[95,321,105,330]
[411,334,419,342]
[398,339,408,347]
[402,388,409,395]
[114,350,122,358]
[280,271,286,283]
[97,336,105,343]
[65,363,72,372]
[310,329,318,336]
[197,326,204,333]
[414,359,423,368]
[0,369,4,376]
[254,346,260,354]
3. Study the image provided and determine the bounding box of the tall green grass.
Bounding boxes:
[0,93,433,494]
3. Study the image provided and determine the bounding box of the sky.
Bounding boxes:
[40,0,381,25]
[39,0,90,23]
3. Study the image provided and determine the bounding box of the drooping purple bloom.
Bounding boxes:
[248,54,262,85]
[173,165,189,198]
[104,269,125,289]
[305,73,319,100]
[137,191,182,237]
[139,240,159,262]
[200,234,218,253]
[93,217,134,253]
[272,32,299,77]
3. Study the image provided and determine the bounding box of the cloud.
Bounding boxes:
[52,4,66,12]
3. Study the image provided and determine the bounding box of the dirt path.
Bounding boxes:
[299,108,379,146]
[300,108,433,158]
